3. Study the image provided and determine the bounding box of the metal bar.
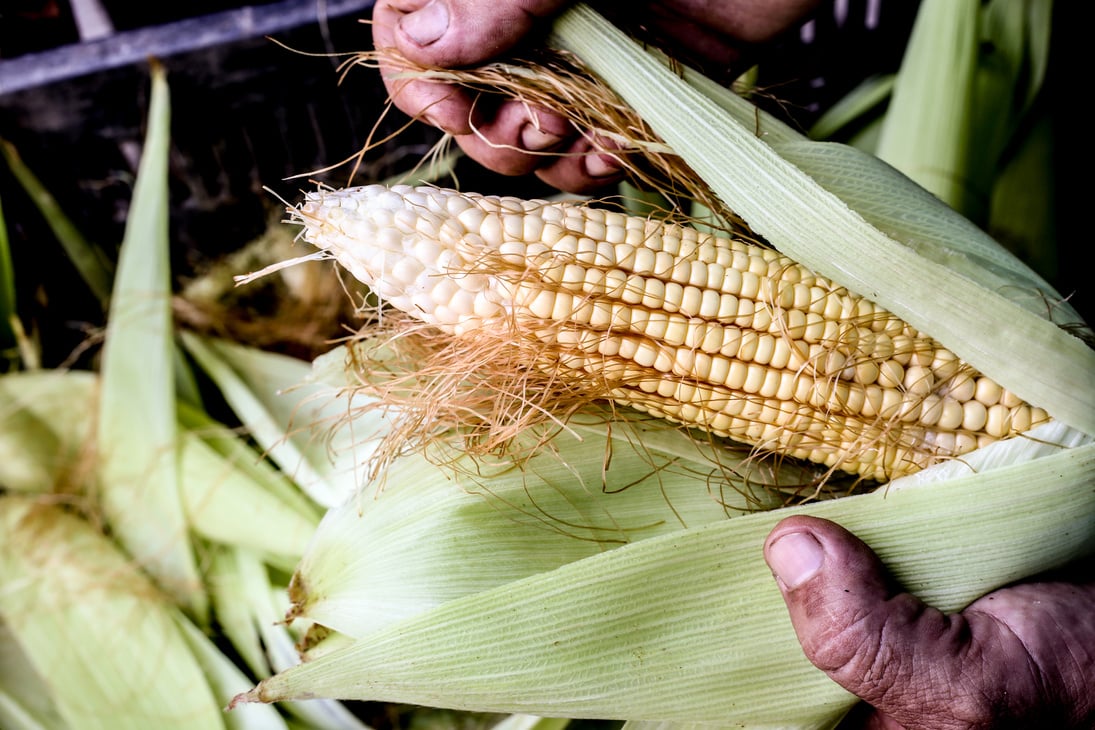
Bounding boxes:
[0,0,377,97]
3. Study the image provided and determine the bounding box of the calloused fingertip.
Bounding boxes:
[398,0,449,47]
[765,530,825,591]
[583,152,623,178]
[520,124,567,152]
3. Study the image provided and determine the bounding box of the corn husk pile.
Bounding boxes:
[2,2,1092,730]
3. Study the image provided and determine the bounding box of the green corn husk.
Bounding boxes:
[233,423,1093,725]
[0,140,114,310]
[177,400,323,531]
[0,615,66,730]
[985,106,1057,282]
[874,0,981,215]
[95,61,206,618]
[0,367,322,559]
[0,496,225,730]
[0,191,16,363]
[491,716,571,730]
[207,545,274,681]
[205,545,374,730]
[181,332,380,508]
[873,0,1055,233]
[178,426,320,558]
[806,74,895,145]
[816,0,1057,264]
[0,371,98,494]
[175,615,293,730]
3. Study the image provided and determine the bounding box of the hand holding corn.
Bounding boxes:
[370,0,820,191]
[765,515,1095,729]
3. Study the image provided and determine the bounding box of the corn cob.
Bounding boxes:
[290,184,1049,482]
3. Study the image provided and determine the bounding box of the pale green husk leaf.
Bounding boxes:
[0,370,97,493]
[177,400,322,528]
[235,423,1093,725]
[0,496,224,730]
[207,545,273,680]
[0,616,66,730]
[175,615,292,730]
[178,426,319,558]
[874,0,980,214]
[287,384,811,639]
[95,63,205,616]
[491,716,571,730]
[0,140,114,309]
[181,332,377,508]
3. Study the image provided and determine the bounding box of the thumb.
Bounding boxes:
[763,515,1034,729]
[385,0,570,67]
[372,0,571,134]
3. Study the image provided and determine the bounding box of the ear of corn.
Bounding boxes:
[0,496,225,730]
[231,5,1092,726]
[292,183,1049,482]
[550,5,1094,440]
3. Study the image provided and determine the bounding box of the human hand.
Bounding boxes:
[370,0,820,192]
[764,515,1095,729]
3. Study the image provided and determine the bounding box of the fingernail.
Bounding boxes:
[767,531,824,590]
[400,0,449,46]
[521,125,565,152]
[584,152,621,178]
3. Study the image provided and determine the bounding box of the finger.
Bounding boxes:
[763,516,1047,729]
[372,0,477,133]
[373,0,573,151]
[384,0,570,66]
[532,134,625,194]
[453,121,624,193]
[449,100,576,176]
[963,581,1095,728]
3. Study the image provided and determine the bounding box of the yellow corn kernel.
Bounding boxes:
[292,184,1051,482]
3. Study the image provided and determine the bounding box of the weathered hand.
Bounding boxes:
[764,515,1095,729]
[370,0,819,191]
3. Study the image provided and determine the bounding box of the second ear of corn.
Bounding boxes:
[291,183,1049,482]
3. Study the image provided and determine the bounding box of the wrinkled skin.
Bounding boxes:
[765,516,1094,729]
[371,0,820,191]
[370,4,1095,726]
